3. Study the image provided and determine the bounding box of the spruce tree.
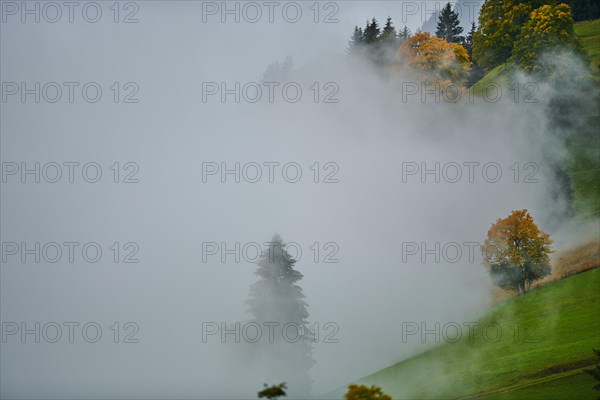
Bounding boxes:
[363,17,381,44]
[245,235,314,396]
[399,25,412,40]
[378,16,402,65]
[465,22,484,87]
[348,25,365,55]
[381,16,397,42]
[465,21,476,60]
[435,2,464,44]
[261,56,293,82]
[246,235,309,323]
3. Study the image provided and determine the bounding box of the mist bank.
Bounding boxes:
[2,4,599,398]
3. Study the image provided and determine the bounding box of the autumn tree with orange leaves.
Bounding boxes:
[395,31,471,88]
[482,210,553,294]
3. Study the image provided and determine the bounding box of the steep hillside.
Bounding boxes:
[324,268,600,399]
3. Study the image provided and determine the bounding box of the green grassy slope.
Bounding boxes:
[575,19,600,74]
[469,63,515,98]
[324,268,600,399]
[567,18,600,217]
[564,130,600,218]
[468,19,600,218]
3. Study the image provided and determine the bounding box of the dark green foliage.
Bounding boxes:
[465,21,476,60]
[258,383,287,399]
[381,16,397,42]
[473,0,556,70]
[363,17,381,44]
[466,63,485,87]
[344,384,392,400]
[399,25,411,40]
[347,17,403,66]
[563,0,600,21]
[465,22,485,86]
[435,2,464,44]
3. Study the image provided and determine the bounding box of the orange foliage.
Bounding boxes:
[483,209,553,293]
[395,31,471,87]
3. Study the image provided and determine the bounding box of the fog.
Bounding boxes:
[0,2,596,399]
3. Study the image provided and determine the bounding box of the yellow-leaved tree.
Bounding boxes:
[395,31,471,88]
[345,385,391,400]
[472,0,552,70]
[510,4,586,74]
[482,210,553,294]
